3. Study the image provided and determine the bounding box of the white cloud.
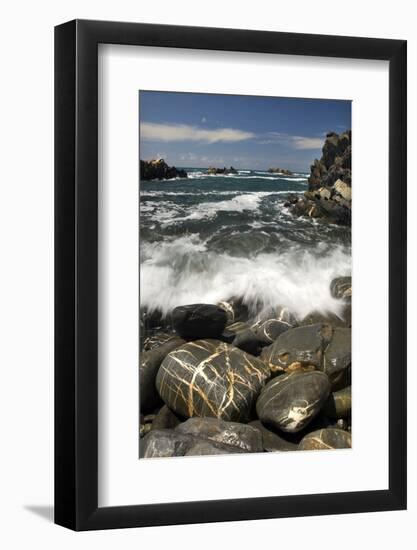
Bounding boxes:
[141,122,255,144]
[201,117,207,123]
[260,132,323,150]
[290,136,324,149]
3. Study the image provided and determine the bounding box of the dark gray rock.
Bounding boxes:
[140,430,193,458]
[260,323,333,373]
[298,428,352,450]
[140,159,187,180]
[172,304,227,340]
[330,276,352,302]
[249,420,300,452]
[140,429,245,458]
[232,328,261,356]
[322,327,351,389]
[299,310,350,329]
[176,417,263,453]
[156,339,270,422]
[256,370,331,433]
[324,386,351,418]
[140,336,186,413]
[151,405,181,430]
[252,318,293,345]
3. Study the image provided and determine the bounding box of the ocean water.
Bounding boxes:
[140,168,351,320]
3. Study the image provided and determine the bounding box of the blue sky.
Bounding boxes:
[139,91,351,171]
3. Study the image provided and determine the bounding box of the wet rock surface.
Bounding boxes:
[260,323,333,373]
[140,336,186,413]
[324,386,351,419]
[176,417,263,452]
[156,339,270,422]
[172,304,228,340]
[140,429,246,458]
[322,327,351,389]
[151,405,182,431]
[249,420,300,452]
[298,428,352,450]
[256,370,331,433]
[330,276,352,302]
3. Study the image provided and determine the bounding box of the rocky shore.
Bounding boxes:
[268,167,293,175]
[140,158,187,180]
[139,276,352,457]
[286,131,352,225]
[206,166,238,175]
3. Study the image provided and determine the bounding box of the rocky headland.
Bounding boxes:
[140,158,187,180]
[139,276,352,457]
[286,130,352,225]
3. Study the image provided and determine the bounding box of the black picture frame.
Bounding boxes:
[55,19,407,531]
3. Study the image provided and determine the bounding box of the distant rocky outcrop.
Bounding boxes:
[268,167,293,175]
[286,131,352,225]
[206,166,238,175]
[140,159,187,180]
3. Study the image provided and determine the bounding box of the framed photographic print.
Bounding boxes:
[55,20,407,530]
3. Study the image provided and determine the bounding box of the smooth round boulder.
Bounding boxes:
[298,428,352,451]
[324,386,351,418]
[232,328,261,356]
[299,311,349,329]
[140,336,185,413]
[156,339,271,422]
[252,318,293,345]
[172,304,227,339]
[249,420,299,452]
[260,323,333,373]
[176,417,263,453]
[323,327,351,389]
[256,370,331,433]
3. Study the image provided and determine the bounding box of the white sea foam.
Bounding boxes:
[140,235,351,320]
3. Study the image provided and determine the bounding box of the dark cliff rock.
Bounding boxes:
[140,159,187,180]
[289,131,352,226]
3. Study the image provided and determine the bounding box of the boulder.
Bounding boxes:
[176,417,263,453]
[298,428,352,450]
[231,328,261,356]
[140,429,245,458]
[156,339,270,422]
[140,336,185,413]
[252,318,295,345]
[333,179,352,201]
[256,370,331,433]
[299,310,350,329]
[322,327,351,390]
[330,276,352,302]
[324,386,352,419]
[260,323,333,373]
[249,420,300,452]
[172,304,228,340]
[151,405,182,430]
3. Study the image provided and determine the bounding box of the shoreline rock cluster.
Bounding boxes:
[140,158,187,180]
[139,277,352,458]
[286,130,352,225]
[268,167,293,175]
[206,166,238,175]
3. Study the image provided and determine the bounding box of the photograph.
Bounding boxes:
[138,91,352,458]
